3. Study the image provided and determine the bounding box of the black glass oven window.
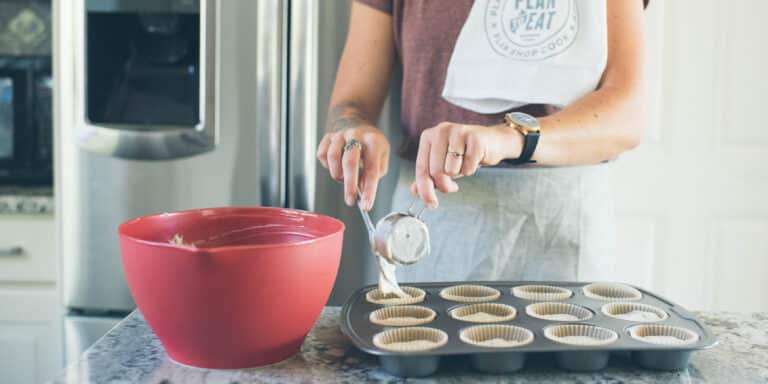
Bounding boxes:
[0,77,13,159]
[86,6,200,128]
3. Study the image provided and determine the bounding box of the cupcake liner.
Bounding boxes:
[525,302,593,322]
[366,286,426,305]
[369,305,437,327]
[449,303,517,323]
[628,325,699,346]
[601,302,668,322]
[372,327,448,352]
[582,282,642,301]
[439,285,501,303]
[544,324,618,346]
[511,285,573,301]
[459,324,534,348]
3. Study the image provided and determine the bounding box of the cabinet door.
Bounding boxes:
[0,289,62,384]
[612,1,768,311]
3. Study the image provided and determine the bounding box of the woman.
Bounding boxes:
[317,0,647,282]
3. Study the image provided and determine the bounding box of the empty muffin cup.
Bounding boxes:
[439,284,501,303]
[602,302,668,322]
[511,285,573,301]
[459,324,534,348]
[449,303,517,323]
[526,302,593,322]
[373,327,448,352]
[366,286,426,305]
[582,282,642,301]
[544,324,618,346]
[369,305,437,327]
[628,325,699,346]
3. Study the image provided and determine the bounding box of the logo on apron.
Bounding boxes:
[484,0,578,61]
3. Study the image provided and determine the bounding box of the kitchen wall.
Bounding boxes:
[611,0,768,311]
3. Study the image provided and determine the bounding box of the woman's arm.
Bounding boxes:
[413,0,647,208]
[317,2,395,211]
[534,0,646,165]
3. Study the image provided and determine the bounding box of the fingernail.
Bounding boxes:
[345,196,354,206]
[428,201,438,209]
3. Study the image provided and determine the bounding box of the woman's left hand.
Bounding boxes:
[411,122,523,208]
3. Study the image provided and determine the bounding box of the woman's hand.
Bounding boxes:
[317,126,390,211]
[411,122,523,208]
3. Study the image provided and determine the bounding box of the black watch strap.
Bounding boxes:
[505,131,539,165]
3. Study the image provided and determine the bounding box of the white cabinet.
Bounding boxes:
[0,288,62,384]
[0,215,56,282]
[0,215,62,384]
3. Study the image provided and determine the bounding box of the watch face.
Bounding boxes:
[508,112,540,129]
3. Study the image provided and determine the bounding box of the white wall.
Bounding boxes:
[612,0,768,311]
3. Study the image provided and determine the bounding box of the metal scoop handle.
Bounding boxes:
[357,197,377,248]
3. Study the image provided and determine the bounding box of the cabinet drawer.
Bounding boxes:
[0,216,55,282]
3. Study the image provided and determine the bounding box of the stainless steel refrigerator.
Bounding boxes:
[55,0,402,363]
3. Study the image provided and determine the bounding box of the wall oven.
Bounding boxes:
[0,1,52,185]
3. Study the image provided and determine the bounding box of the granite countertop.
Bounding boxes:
[0,186,54,214]
[52,308,768,384]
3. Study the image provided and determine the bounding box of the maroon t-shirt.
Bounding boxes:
[355,0,648,159]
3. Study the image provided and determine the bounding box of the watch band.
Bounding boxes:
[505,131,539,165]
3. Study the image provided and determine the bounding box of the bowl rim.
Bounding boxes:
[118,206,345,252]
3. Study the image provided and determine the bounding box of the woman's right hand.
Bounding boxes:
[317,126,390,211]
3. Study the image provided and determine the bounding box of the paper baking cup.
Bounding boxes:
[366,286,426,305]
[372,327,448,352]
[459,324,534,348]
[511,285,573,301]
[628,325,699,346]
[601,302,668,322]
[544,324,618,346]
[582,282,642,301]
[449,303,517,323]
[369,305,437,327]
[526,302,593,322]
[439,285,501,303]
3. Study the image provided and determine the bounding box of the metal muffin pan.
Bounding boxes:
[340,281,718,377]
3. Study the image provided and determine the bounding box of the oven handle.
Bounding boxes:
[72,0,218,160]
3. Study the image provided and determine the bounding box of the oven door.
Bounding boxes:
[0,61,52,185]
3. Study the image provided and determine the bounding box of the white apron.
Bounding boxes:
[393,163,616,283]
[442,0,608,113]
[394,0,615,282]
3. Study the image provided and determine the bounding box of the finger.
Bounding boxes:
[410,181,418,196]
[326,135,345,181]
[359,159,380,211]
[415,134,439,208]
[444,131,466,177]
[316,133,332,169]
[341,142,361,206]
[461,134,484,176]
[428,128,458,193]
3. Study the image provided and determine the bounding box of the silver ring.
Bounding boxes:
[447,151,464,158]
[343,139,362,152]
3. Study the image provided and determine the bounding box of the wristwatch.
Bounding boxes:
[503,112,540,165]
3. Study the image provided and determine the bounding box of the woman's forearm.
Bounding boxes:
[532,84,646,166]
[530,0,646,166]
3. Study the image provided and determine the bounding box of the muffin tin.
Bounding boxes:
[340,281,718,377]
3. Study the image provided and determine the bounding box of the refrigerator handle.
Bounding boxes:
[72,0,218,160]
[287,0,318,211]
[256,0,287,207]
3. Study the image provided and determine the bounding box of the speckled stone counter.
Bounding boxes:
[0,186,54,214]
[51,308,768,383]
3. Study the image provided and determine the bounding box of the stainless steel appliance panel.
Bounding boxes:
[59,0,284,311]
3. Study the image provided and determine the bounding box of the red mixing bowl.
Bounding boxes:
[118,206,345,369]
